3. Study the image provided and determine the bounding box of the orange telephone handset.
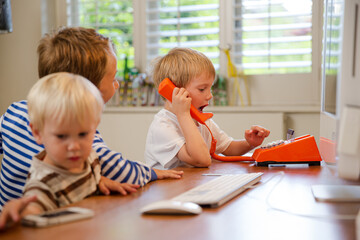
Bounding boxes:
[158,78,253,161]
[158,78,214,125]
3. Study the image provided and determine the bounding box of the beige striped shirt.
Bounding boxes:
[23,150,101,211]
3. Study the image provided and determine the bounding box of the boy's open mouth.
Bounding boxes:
[198,104,208,112]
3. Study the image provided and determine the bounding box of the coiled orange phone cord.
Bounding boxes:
[204,123,254,162]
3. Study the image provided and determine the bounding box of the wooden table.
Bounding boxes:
[1,161,359,240]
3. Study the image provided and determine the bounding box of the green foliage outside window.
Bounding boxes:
[75,0,134,77]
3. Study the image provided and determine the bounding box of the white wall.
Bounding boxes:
[0,0,42,114]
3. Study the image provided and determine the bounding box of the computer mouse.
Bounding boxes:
[140,200,202,215]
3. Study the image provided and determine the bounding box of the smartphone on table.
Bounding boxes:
[21,207,94,228]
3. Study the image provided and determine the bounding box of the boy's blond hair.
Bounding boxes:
[151,47,216,89]
[27,72,104,131]
[37,27,114,88]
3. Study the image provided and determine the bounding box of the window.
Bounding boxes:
[233,0,313,75]
[61,0,323,106]
[322,0,343,115]
[146,0,220,69]
[324,0,342,75]
[66,0,134,72]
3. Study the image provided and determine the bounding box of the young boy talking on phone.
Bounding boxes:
[0,73,140,229]
[145,48,270,169]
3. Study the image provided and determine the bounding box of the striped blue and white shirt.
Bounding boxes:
[0,101,156,211]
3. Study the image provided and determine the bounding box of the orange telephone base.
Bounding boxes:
[254,135,322,166]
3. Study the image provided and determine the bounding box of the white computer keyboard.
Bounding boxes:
[172,172,263,208]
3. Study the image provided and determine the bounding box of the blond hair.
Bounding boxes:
[37,27,114,88]
[28,72,104,131]
[151,47,216,89]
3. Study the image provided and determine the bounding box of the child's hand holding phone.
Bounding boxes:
[158,78,213,125]
[169,87,192,118]
[0,195,38,230]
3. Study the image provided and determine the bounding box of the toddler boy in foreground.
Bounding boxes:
[0,72,139,229]
[0,27,183,210]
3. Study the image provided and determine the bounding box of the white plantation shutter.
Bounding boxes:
[232,0,313,74]
[65,0,318,76]
[146,0,220,69]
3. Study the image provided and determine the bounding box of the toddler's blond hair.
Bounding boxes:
[28,72,104,131]
[151,47,216,89]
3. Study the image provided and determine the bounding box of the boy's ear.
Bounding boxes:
[29,123,43,145]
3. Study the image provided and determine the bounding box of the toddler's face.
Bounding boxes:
[33,116,97,173]
[98,46,119,103]
[185,73,214,112]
